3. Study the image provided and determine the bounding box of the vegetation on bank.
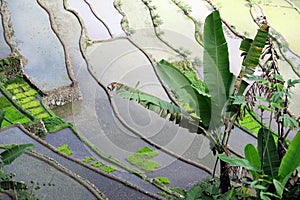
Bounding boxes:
[126,146,161,172]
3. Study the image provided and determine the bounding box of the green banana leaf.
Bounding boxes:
[108,82,197,126]
[244,144,261,179]
[278,131,300,186]
[217,153,261,172]
[203,10,234,128]
[156,60,211,127]
[0,144,35,167]
[242,24,269,75]
[257,128,280,178]
[0,110,5,127]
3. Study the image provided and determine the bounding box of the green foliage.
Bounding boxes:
[174,178,247,200]
[0,110,5,127]
[22,101,40,109]
[56,144,73,156]
[43,116,69,132]
[126,146,160,172]
[36,112,49,119]
[203,10,235,128]
[0,144,34,167]
[238,109,261,134]
[241,24,269,74]
[91,161,102,168]
[108,81,190,124]
[0,105,30,127]
[217,153,261,172]
[101,166,117,173]
[83,156,95,164]
[258,128,280,177]
[155,176,170,184]
[203,10,234,100]
[172,60,209,96]
[278,132,300,186]
[156,59,211,127]
[29,107,44,115]
[244,144,261,179]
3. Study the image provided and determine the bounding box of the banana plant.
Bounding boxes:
[218,128,300,199]
[108,10,268,194]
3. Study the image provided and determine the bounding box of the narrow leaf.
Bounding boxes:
[278,131,300,186]
[242,24,269,75]
[0,144,34,167]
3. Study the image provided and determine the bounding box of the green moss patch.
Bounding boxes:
[100,166,117,173]
[42,116,69,132]
[83,156,95,164]
[91,161,103,168]
[56,144,73,155]
[155,176,170,185]
[126,146,161,172]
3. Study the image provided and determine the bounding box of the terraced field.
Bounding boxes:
[1,0,300,199]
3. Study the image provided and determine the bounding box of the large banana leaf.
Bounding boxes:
[257,128,280,177]
[241,24,269,75]
[278,131,300,186]
[203,10,234,128]
[0,144,35,167]
[107,82,198,126]
[156,60,211,127]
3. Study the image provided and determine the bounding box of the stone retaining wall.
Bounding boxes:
[42,82,82,109]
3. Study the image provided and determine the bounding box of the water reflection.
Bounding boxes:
[7,0,71,90]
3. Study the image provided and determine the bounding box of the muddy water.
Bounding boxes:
[0,13,10,58]
[67,0,111,40]
[6,0,71,90]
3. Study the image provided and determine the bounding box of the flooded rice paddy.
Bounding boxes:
[1,0,300,199]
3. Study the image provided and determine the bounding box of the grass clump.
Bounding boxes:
[83,156,95,164]
[101,166,117,173]
[56,144,73,155]
[91,161,103,168]
[155,176,170,185]
[126,146,160,172]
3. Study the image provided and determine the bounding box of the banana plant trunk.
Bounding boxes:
[219,159,231,194]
